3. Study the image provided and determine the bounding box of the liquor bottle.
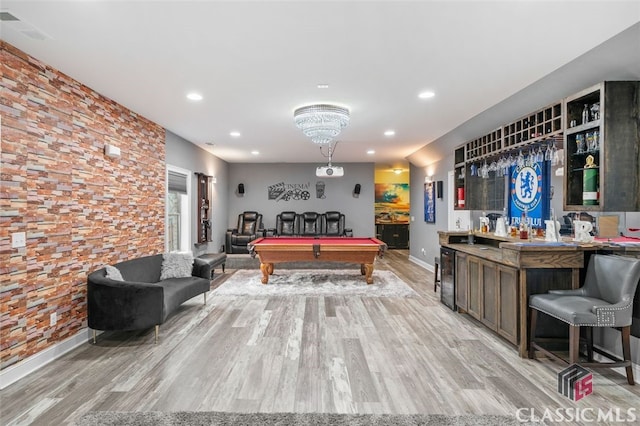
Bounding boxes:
[581,104,589,124]
[519,210,529,240]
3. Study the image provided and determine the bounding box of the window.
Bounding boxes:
[166,166,191,252]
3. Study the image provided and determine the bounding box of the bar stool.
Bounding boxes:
[528,254,640,385]
[434,256,440,292]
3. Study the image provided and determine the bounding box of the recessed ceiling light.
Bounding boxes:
[251,150,260,155]
[230,131,241,137]
[384,130,395,137]
[367,150,375,155]
[186,92,203,101]
[317,84,329,89]
[418,91,435,99]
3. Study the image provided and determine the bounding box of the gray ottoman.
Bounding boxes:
[198,253,227,279]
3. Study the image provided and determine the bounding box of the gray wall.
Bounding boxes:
[227,162,375,237]
[409,157,452,270]
[165,131,229,255]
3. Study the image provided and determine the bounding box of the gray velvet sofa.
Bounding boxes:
[87,254,211,343]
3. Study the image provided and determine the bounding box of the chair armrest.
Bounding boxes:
[345,228,353,237]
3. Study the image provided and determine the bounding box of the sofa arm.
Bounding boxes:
[87,270,164,331]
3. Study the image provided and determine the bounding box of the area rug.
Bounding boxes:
[212,269,417,297]
[77,411,532,426]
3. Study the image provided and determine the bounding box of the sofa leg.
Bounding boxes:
[155,325,159,344]
[92,329,96,344]
[204,292,207,305]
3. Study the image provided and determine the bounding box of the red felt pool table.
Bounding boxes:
[248,237,387,284]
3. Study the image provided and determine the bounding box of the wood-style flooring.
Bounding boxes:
[1,250,639,425]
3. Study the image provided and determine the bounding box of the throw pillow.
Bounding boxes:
[160,252,194,280]
[105,265,124,281]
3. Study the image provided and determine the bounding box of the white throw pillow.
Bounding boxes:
[160,252,194,280]
[105,265,124,281]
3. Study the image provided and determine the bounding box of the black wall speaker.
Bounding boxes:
[354,183,361,195]
[436,180,443,199]
[238,183,245,195]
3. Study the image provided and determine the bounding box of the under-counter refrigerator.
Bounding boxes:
[440,247,456,310]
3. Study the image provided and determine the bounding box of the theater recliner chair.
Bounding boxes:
[275,211,299,236]
[299,212,323,236]
[225,211,264,254]
[322,211,352,237]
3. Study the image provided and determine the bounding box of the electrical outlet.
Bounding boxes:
[50,312,57,326]
[12,232,26,248]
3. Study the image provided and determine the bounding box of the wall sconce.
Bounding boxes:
[237,183,245,196]
[353,183,361,198]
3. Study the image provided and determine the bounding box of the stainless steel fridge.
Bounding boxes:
[440,247,456,310]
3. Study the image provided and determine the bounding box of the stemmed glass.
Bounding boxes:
[544,142,552,162]
[535,145,544,163]
[517,150,525,168]
[481,160,489,179]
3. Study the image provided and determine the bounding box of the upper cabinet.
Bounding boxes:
[563,81,640,211]
[453,81,639,213]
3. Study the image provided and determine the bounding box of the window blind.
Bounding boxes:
[168,170,188,194]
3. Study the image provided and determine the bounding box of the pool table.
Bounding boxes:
[248,237,387,284]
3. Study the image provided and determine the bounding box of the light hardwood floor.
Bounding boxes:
[2,251,639,425]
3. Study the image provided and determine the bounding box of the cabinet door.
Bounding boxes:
[481,261,498,331]
[455,252,468,311]
[497,265,519,345]
[467,256,481,320]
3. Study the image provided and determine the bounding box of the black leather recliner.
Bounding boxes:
[226,211,264,254]
[275,211,299,236]
[322,211,352,236]
[299,212,323,236]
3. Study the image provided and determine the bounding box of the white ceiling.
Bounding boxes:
[2,1,639,170]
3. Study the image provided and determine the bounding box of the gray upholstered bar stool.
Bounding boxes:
[528,254,640,385]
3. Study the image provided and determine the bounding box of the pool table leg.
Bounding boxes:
[260,263,273,284]
[363,263,374,284]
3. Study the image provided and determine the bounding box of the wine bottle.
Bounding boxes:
[581,104,589,124]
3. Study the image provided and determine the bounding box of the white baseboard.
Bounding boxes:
[0,328,92,390]
[409,255,433,272]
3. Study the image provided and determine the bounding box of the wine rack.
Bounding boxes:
[195,172,212,244]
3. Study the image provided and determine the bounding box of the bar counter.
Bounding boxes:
[438,231,640,357]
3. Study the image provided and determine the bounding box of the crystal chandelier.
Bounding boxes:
[293,104,350,144]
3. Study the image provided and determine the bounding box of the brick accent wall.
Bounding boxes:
[0,41,166,370]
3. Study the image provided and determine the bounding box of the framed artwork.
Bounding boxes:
[424,181,436,223]
[374,183,410,223]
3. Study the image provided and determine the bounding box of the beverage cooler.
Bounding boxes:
[440,247,456,310]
